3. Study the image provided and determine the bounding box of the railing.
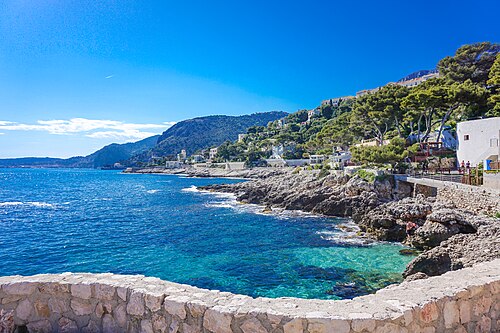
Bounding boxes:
[404,168,483,186]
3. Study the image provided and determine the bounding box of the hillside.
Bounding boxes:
[0,135,159,169]
[128,111,288,163]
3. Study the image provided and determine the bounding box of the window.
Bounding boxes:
[490,138,499,147]
[464,135,470,141]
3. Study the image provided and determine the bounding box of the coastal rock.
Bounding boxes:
[200,169,500,279]
[404,219,500,277]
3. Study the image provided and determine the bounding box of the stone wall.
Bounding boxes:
[483,172,500,190]
[0,259,499,333]
[437,183,500,215]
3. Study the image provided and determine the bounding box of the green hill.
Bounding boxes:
[128,111,288,163]
[0,135,159,169]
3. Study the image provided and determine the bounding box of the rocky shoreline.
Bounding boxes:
[197,169,500,280]
[123,166,287,179]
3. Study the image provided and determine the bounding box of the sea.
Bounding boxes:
[0,168,414,300]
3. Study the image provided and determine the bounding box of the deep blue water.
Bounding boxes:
[0,168,413,299]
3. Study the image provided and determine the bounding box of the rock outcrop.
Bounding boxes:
[199,169,500,280]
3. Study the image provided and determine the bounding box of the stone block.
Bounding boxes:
[59,317,79,333]
[33,300,50,318]
[117,287,127,301]
[141,319,154,333]
[473,296,492,316]
[241,317,267,333]
[474,316,491,333]
[152,314,168,333]
[3,282,37,295]
[102,313,118,333]
[203,307,233,333]
[16,298,32,321]
[71,298,94,316]
[419,302,439,323]
[127,291,145,316]
[95,284,116,301]
[374,323,407,333]
[26,319,52,333]
[71,284,92,300]
[114,303,127,328]
[164,295,188,319]
[444,300,459,328]
[283,318,303,333]
[145,293,165,312]
[459,300,471,324]
[48,297,69,314]
[187,300,206,318]
[351,318,376,332]
[82,320,100,333]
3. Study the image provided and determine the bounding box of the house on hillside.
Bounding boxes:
[309,155,327,165]
[321,96,355,107]
[356,87,381,97]
[457,117,500,167]
[329,151,352,169]
[190,155,205,163]
[307,109,321,122]
[354,138,390,147]
[396,72,440,88]
[276,118,287,129]
[209,148,218,160]
[238,134,247,142]
[408,127,457,150]
[177,149,187,162]
[166,161,183,169]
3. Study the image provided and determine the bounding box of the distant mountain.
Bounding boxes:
[397,69,438,82]
[0,135,159,169]
[128,111,288,163]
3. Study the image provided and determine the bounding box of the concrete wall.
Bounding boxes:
[457,117,500,167]
[0,259,499,333]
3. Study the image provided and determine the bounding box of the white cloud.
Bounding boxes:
[0,118,174,140]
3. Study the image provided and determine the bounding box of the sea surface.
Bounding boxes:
[0,168,414,300]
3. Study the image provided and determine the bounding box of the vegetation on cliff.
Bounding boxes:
[215,42,499,166]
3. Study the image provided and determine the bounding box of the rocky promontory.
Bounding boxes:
[123,166,287,179]
[198,169,500,280]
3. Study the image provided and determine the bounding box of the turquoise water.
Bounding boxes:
[0,168,413,299]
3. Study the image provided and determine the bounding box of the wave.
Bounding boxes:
[0,201,24,206]
[316,222,376,246]
[0,201,56,208]
[183,185,374,244]
[181,185,199,193]
[146,190,160,194]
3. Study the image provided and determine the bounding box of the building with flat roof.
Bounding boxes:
[457,117,500,167]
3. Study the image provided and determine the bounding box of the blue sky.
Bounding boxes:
[0,0,498,158]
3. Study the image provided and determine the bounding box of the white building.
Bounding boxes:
[329,152,352,169]
[307,109,321,122]
[165,161,183,169]
[276,118,287,129]
[177,149,187,162]
[238,134,247,142]
[209,148,218,160]
[457,117,500,167]
[309,155,327,165]
[408,126,457,150]
[191,155,205,163]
